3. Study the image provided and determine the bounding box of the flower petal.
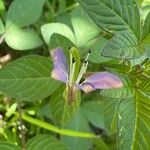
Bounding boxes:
[50,48,68,83]
[79,72,123,93]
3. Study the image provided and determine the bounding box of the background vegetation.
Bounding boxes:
[0,0,150,150]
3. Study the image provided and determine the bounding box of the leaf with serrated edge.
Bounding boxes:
[102,31,144,59]
[77,0,140,39]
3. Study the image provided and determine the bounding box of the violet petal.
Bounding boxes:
[79,72,123,93]
[50,48,68,83]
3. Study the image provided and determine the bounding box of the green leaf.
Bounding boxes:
[77,0,140,39]
[61,110,92,150]
[88,36,112,63]
[0,55,60,102]
[41,23,75,45]
[139,79,150,96]
[0,18,5,34]
[93,139,110,150]
[102,31,144,59]
[142,11,150,44]
[100,87,135,99]
[70,6,100,48]
[0,143,21,150]
[83,93,120,134]
[49,33,75,51]
[26,135,68,150]
[82,100,105,129]
[5,25,42,50]
[0,0,5,14]
[117,92,150,149]
[50,86,81,126]
[6,0,46,27]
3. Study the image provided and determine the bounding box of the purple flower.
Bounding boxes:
[50,48,123,93]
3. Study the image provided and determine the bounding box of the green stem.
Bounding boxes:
[21,113,98,138]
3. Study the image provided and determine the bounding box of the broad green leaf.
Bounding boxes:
[6,0,46,27]
[5,25,42,50]
[61,110,92,150]
[26,135,68,150]
[77,0,140,39]
[82,100,105,129]
[102,31,144,59]
[0,143,21,150]
[41,23,75,45]
[0,55,60,102]
[117,92,150,150]
[142,11,150,44]
[50,86,81,126]
[0,18,5,34]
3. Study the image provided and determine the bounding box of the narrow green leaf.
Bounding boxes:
[102,31,144,59]
[61,110,92,150]
[142,11,150,44]
[27,135,68,150]
[6,0,46,27]
[0,55,60,101]
[0,143,21,150]
[77,0,140,39]
[5,25,42,50]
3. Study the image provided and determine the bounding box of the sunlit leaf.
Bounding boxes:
[0,55,60,101]
[41,23,75,45]
[5,25,42,50]
[71,6,100,48]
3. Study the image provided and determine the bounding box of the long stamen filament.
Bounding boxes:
[69,53,76,84]
[70,60,76,84]
[75,49,91,84]
[69,53,73,83]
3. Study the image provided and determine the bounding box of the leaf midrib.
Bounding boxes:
[81,0,138,37]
